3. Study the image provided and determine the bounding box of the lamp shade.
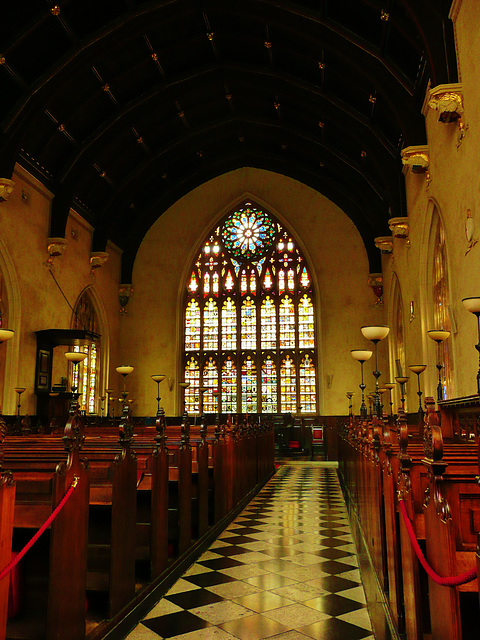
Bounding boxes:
[14,387,26,394]
[361,325,390,341]
[351,349,373,362]
[395,376,409,384]
[116,365,134,375]
[427,330,450,343]
[151,374,165,383]
[409,364,427,374]
[384,382,396,390]
[0,329,14,343]
[65,351,88,363]
[179,382,190,389]
[462,297,480,315]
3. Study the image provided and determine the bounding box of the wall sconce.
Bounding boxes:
[119,284,133,314]
[0,178,15,202]
[388,217,409,240]
[90,251,109,272]
[46,237,67,267]
[428,83,463,123]
[401,145,430,174]
[374,236,393,254]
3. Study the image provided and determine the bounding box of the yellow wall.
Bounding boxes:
[125,168,386,417]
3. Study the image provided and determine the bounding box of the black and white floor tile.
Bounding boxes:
[126,463,375,640]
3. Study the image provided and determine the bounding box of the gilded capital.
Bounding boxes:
[374,236,393,254]
[388,217,409,239]
[0,178,15,202]
[427,83,463,123]
[401,145,429,174]
[90,251,109,269]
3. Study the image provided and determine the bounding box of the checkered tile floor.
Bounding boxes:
[125,463,374,640]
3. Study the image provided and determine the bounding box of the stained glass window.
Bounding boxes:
[280,356,297,412]
[203,299,218,350]
[299,355,316,413]
[183,200,317,414]
[241,297,256,349]
[71,291,100,414]
[262,356,277,413]
[241,357,257,413]
[185,357,200,413]
[279,297,295,348]
[261,297,276,349]
[298,295,314,348]
[202,357,218,412]
[185,300,201,350]
[222,357,237,413]
[221,298,237,350]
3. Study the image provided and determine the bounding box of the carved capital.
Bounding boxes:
[427,83,464,123]
[0,178,15,202]
[90,251,109,270]
[389,217,409,239]
[374,236,393,254]
[401,145,430,174]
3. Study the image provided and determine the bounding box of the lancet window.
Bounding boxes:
[183,201,317,414]
[71,291,100,414]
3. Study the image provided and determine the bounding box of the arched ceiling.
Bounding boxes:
[0,0,456,280]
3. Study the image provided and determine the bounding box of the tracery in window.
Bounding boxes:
[183,201,317,414]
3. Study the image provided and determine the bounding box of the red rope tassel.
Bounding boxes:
[398,498,477,587]
[0,476,79,582]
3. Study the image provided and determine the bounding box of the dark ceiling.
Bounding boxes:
[0,0,456,280]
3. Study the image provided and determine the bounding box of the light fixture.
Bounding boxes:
[14,387,26,417]
[361,325,390,417]
[99,395,106,418]
[0,329,14,344]
[351,349,373,418]
[179,381,190,417]
[65,351,88,412]
[382,382,395,416]
[346,391,354,416]
[427,330,450,401]
[408,365,427,417]
[105,388,113,418]
[116,365,134,410]
[461,297,480,394]
[395,377,409,411]
[151,374,166,417]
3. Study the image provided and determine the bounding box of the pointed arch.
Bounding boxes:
[181,199,317,414]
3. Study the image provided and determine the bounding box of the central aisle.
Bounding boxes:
[126,463,374,640]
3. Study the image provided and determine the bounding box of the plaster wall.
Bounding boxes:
[0,166,123,415]
[381,0,480,411]
[125,167,386,417]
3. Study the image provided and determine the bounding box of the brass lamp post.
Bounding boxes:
[408,364,427,417]
[361,325,390,417]
[116,365,134,410]
[383,382,396,416]
[14,387,25,417]
[65,351,88,413]
[395,376,409,411]
[151,374,166,416]
[351,350,373,418]
[346,391,354,416]
[427,330,450,402]
[179,381,190,417]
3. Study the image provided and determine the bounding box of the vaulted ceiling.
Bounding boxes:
[0,0,456,280]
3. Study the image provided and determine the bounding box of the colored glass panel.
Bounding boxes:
[241,358,257,413]
[221,298,237,350]
[202,357,218,412]
[240,270,248,294]
[261,297,276,349]
[203,299,218,350]
[185,357,200,413]
[299,354,316,413]
[224,270,234,291]
[185,299,201,350]
[300,266,310,288]
[188,271,198,293]
[222,357,237,413]
[212,272,219,295]
[278,270,285,295]
[204,272,210,295]
[241,297,256,349]
[261,357,277,413]
[298,295,314,348]
[279,297,295,348]
[280,356,296,412]
[287,268,295,292]
[221,203,276,260]
[263,268,273,289]
[250,270,256,294]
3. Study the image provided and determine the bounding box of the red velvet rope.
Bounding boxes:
[398,499,477,586]
[0,476,79,582]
